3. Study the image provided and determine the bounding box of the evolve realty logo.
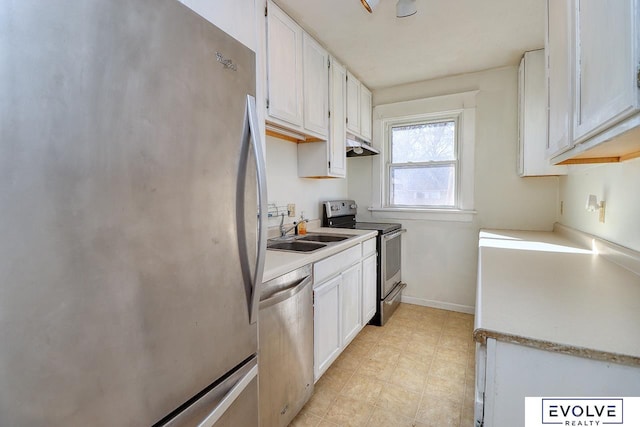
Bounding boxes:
[525,397,640,427]
[542,399,622,425]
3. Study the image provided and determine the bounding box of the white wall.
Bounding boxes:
[559,158,640,252]
[265,136,348,227]
[349,66,559,312]
[178,0,256,51]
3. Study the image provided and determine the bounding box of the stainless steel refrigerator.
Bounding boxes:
[0,0,267,425]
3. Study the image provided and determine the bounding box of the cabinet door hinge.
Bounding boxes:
[266,99,270,109]
[265,4,268,16]
[328,161,331,169]
[346,117,349,124]
[328,110,331,119]
[637,65,640,88]
[328,58,331,69]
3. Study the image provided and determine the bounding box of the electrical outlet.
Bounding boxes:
[287,204,295,217]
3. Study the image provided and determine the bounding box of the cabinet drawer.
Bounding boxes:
[314,244,361,285]
[362,238,376,257]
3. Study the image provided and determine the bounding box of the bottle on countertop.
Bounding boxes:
[297,212,307,235]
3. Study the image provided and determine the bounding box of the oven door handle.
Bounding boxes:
[382,229,406,241]
[384,282,407,305]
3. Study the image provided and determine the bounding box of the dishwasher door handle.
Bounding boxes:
[259,275,312,308]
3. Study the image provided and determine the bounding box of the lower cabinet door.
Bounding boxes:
[340,263,362,347]
[313,276,341,380]
[361,254,377,325]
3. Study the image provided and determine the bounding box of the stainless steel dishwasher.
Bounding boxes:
[258,264,314,427]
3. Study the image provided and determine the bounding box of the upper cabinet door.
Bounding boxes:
[346,71,361,136]
[329,58,347,177]
[520,50,567,176]
[546,0,574,157]
[329,57,347,177]
[266,1,303,127]
[573,0,640,143]
[359,85,372,142]
[302,32,329,138]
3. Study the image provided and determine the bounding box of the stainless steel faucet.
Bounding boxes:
[279,213,308,238]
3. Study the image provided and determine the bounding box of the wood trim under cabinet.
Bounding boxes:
[265,123,324,143]
[557,150,640,164]
[557,156,620,165]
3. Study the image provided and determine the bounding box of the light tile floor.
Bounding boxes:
[290,303,475,427]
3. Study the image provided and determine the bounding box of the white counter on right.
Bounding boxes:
[474,225,640,427]
[475,227,640,365]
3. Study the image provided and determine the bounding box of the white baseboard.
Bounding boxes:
[401,295,475,315]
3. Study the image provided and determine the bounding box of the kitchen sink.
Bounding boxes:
[297,234,349,243]
[267,241,326,252]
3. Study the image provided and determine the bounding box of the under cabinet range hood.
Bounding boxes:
[346,137,380,157]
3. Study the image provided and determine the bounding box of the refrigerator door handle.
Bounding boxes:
[246,94,267,325]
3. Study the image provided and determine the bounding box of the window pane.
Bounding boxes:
[390,166,455,207]
[391,121,455,163]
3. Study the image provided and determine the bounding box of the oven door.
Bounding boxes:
[380,229,406,298]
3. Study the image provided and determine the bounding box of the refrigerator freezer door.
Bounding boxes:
[161,356,258,427]
[0,0,261,425]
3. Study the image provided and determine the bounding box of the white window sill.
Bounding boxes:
[367,207,477,222]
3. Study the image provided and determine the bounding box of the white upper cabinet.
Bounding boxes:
[546,0,640,163]
[265,1,329,141]
[345,71,373,143]
[329,57,347,177]
[266,0,303,128]
[573,0,640,143]
[546,0,574,157]
[360,85,372,141]
[519,50,567,176]
[297,56,346,178]
[302,33,329,138]
[346,71,361,136]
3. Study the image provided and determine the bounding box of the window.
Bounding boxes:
[388,118,458,208]
[370,91,476,221]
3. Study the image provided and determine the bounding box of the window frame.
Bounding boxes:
[385,113,461,209]
[369,91,477,222]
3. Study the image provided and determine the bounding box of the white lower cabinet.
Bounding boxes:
[340,263,362,348]
[361,253,377,325]
[475,339,640,426]
[313,239,377,381]
[313,275,341,380]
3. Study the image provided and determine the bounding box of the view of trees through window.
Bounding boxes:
[389,120,457,207]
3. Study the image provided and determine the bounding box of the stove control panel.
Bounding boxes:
[323,200,358,218]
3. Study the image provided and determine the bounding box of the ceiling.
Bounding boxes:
[273,0,545,90]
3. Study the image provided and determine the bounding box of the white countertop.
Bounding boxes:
[263,228,377,283]
[475,228,640,365]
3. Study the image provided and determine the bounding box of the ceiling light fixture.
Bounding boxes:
[360,0,380,13]
[396,0,417,17]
